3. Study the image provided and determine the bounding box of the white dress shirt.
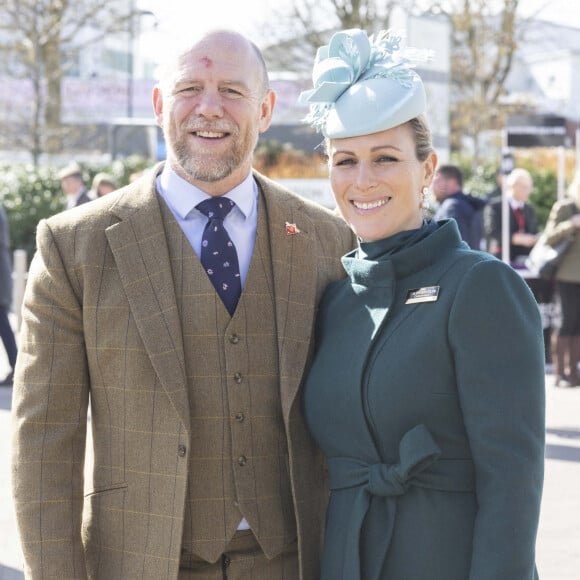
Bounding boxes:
[157,164,258,287]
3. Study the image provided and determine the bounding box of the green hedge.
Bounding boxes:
[0,164,64,261]
[0,157,563,264]
[0,157,150,262]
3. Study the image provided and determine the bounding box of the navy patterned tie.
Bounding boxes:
[197,197,241,315]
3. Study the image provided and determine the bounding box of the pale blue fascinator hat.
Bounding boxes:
[299,28,432,139]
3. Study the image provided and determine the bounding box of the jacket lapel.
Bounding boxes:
[105,173,190,433]
[256,175,317,418]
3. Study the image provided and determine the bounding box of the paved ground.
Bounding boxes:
[1,349,579,579]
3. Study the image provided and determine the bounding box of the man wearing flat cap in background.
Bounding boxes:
[58,161,93,209]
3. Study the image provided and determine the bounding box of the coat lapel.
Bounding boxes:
[256,175,318,418]
[105,173,190,433]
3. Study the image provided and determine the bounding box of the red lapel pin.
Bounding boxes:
[285,222,301,235]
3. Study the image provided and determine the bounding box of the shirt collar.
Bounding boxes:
[509,198,524,210]
[66,189,84,209]
[158,164,257,219]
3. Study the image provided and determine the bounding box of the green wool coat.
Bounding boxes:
[304,219,545,580]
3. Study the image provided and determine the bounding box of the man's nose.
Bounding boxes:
[195,90,224,117]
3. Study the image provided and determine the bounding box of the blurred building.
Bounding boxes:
[507,18,580,123]
[0,9,579,163]
[0,1,159,161]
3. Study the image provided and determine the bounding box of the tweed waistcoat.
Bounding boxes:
[159,196,296,564]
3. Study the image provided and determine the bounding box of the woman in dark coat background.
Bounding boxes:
[543,171,580,387]
[300,29,545,580]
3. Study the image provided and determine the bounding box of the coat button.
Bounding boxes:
[177,444,187,457]
[229,334,240,344]
[237,455,247,466]
[233,372,243,384]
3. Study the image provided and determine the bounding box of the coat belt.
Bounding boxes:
[326,424,476,580]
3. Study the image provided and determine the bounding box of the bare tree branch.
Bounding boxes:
[0,0,137,162]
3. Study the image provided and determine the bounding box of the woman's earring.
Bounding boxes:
[421,187,431,210]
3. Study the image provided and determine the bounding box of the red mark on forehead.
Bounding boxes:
[199,56,212,68]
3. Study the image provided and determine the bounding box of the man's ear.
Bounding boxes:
[258,89,276,133]
[152,84,164,128]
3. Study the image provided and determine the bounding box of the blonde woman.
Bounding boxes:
[300,29,545,580]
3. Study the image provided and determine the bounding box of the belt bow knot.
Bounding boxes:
[326,424,473,580]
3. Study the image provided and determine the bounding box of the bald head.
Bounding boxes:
[157,29,269,96]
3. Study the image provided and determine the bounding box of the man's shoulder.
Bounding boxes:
[435,195,463,216]
[450,192,471,206]
[254,171,345,222]
[44,177,153,235]
[254,171,310,202]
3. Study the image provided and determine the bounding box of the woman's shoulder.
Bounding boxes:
[440,246,529,295]
[551,197,577,216]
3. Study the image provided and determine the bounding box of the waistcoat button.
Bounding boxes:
[233,372,243,384]
[235,413,244,422]
[237,455,247,466]
[177,444,187,457]
[229,334,240,344]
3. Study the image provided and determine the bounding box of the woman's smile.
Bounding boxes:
[352,197,390,211]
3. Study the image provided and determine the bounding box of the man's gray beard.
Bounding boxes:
[170,121,249,183]
[174,142,240,183]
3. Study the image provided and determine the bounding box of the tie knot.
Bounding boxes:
[197,197,236,220]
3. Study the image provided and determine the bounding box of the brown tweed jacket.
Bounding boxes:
[11,164,354,580]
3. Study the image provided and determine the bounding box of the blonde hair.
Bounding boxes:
[407,115,434,162]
